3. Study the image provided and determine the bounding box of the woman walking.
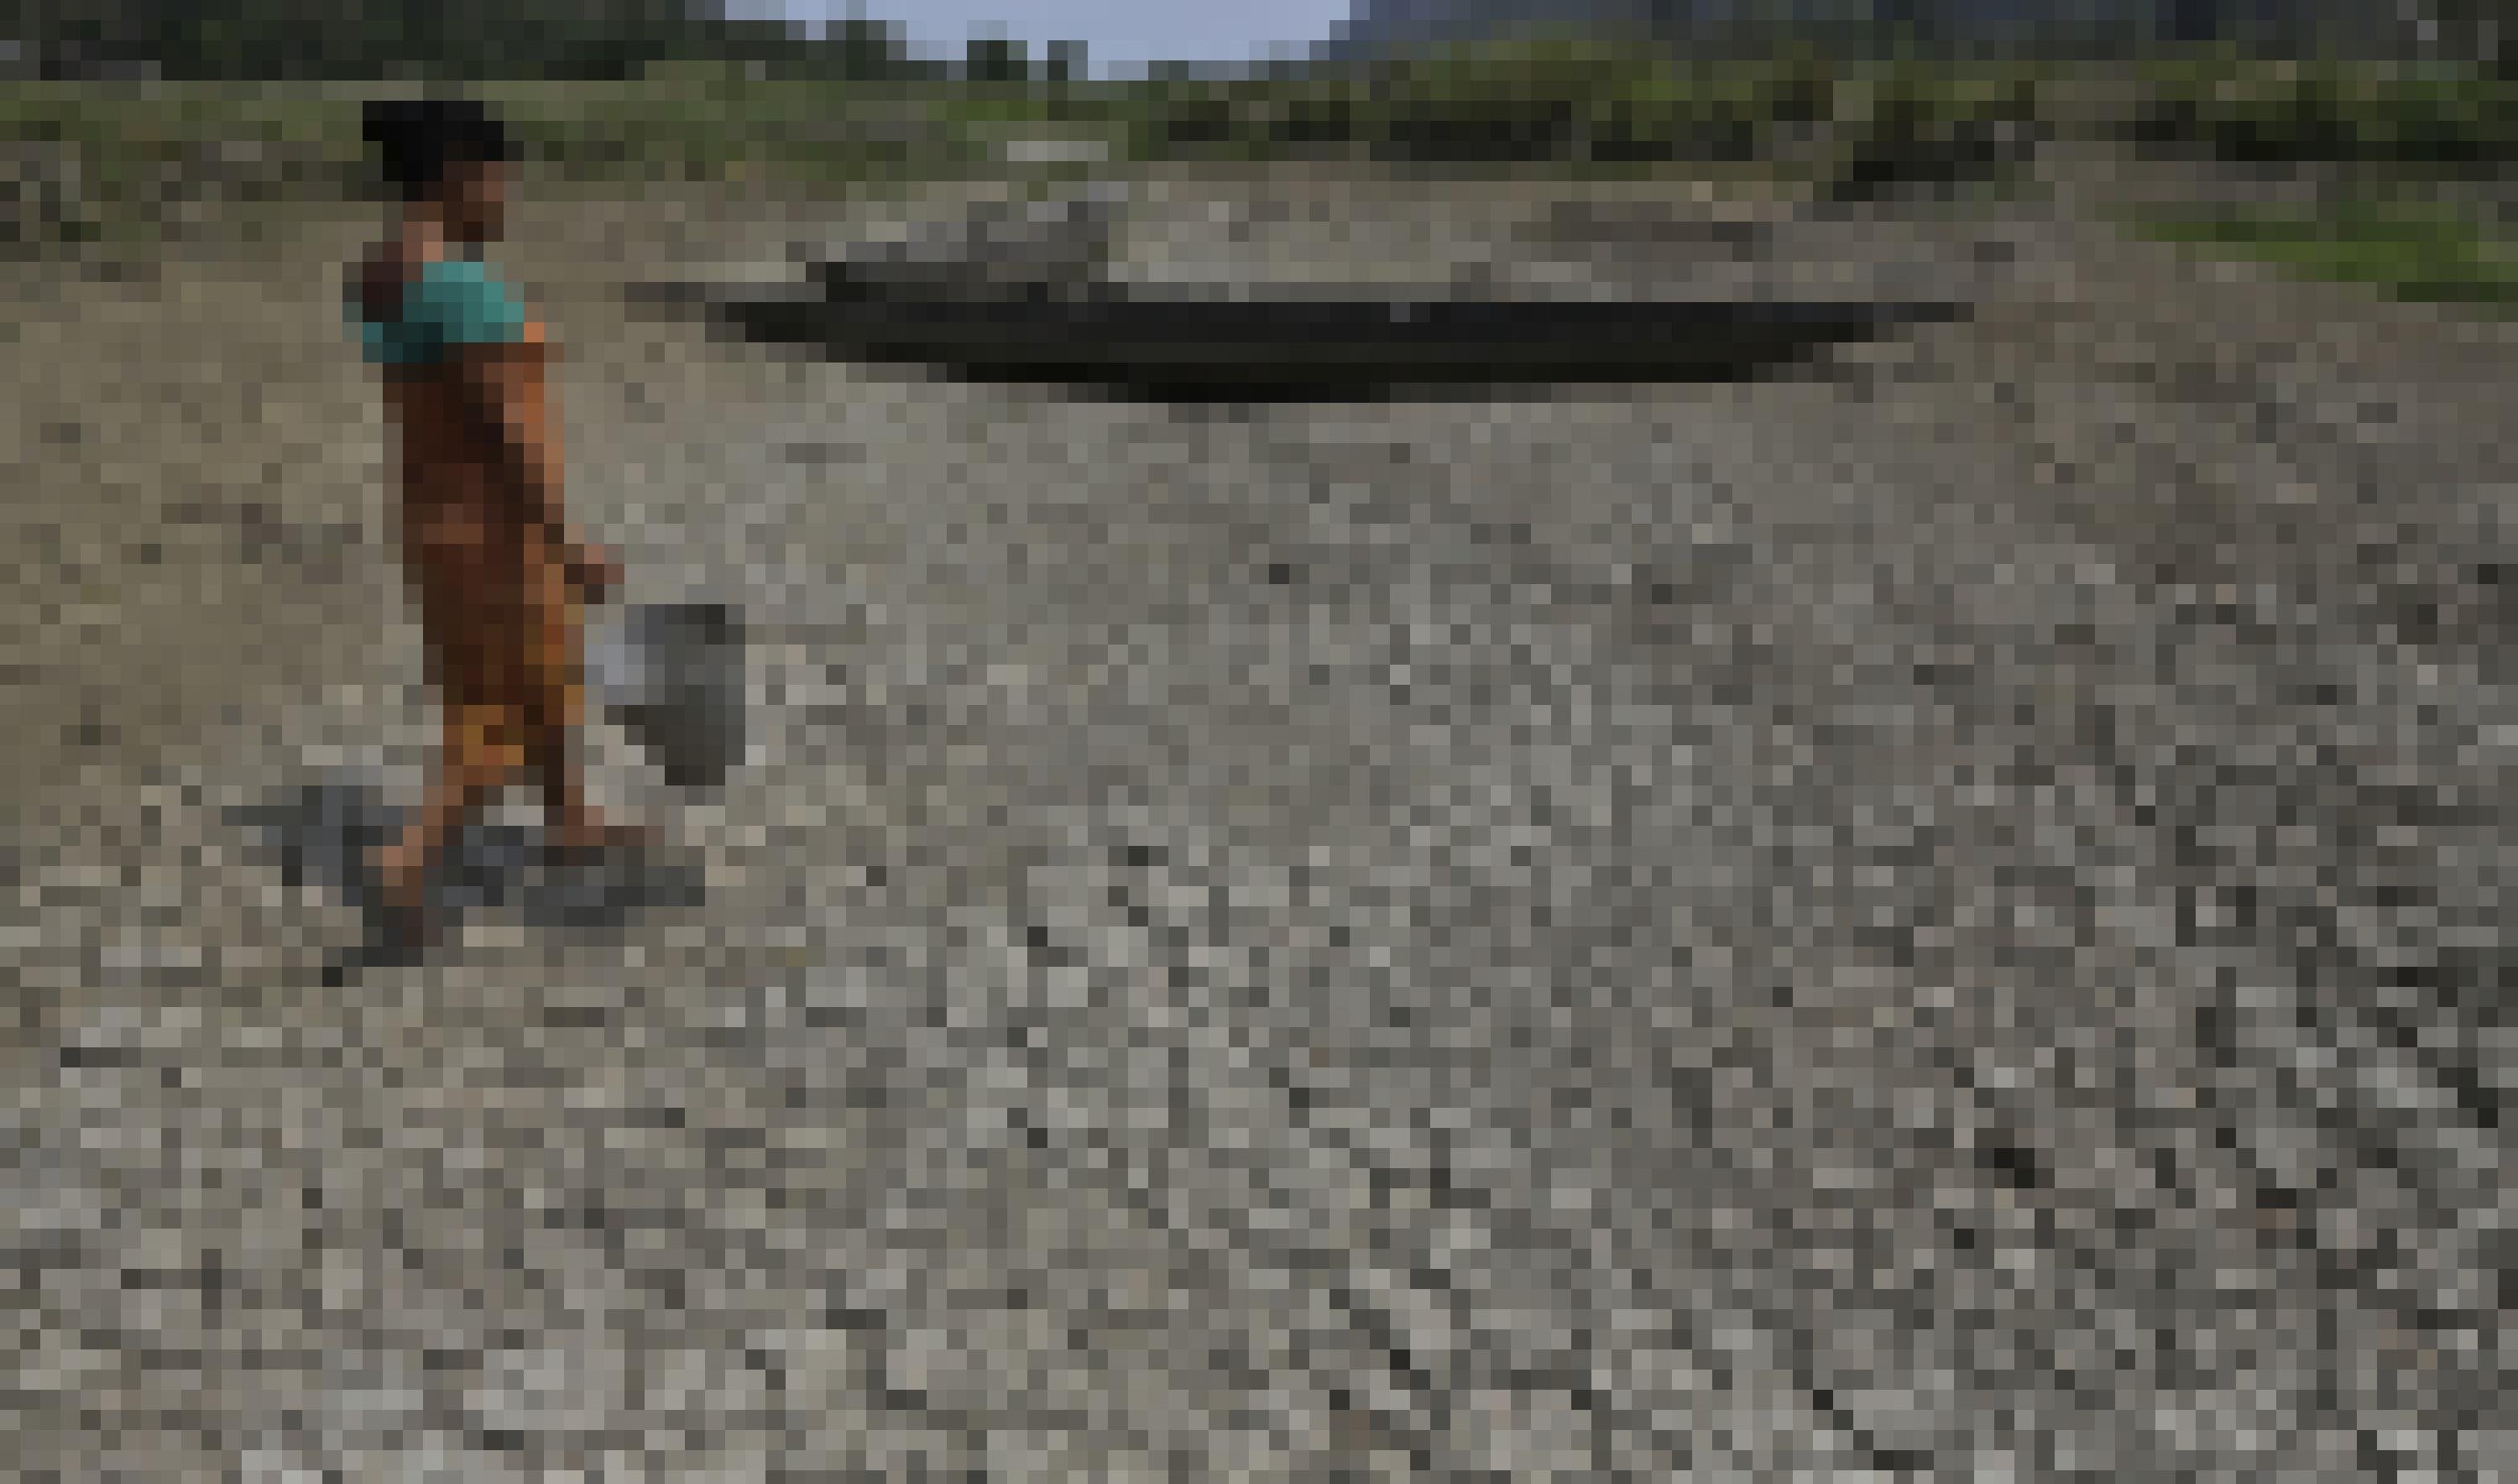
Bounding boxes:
[347,96,644,947]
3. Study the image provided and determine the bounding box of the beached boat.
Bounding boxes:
[696,259,1968,398]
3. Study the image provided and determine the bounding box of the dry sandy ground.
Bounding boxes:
[3,164,2514,1480]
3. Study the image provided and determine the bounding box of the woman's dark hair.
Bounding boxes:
[363,96,515,202]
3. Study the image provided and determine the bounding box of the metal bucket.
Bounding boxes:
[589,600,748,791]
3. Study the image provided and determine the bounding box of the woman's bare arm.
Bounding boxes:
[454,325,565,537]
[453,321,619,599]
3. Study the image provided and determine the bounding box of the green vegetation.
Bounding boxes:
[0,67,1088,255]
[2124,57,2518,162]
[1108,37,2047,171]
[485,78,986,185]
[2127,201,2518,308]
[0,0,944,82]
[11,30,2518,261]
[0,73,1048,252]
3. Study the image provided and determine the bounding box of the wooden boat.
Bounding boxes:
[694,259,1968,398]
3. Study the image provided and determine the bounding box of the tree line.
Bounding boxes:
[0,0,1094,82]
[1337,0,2518,69]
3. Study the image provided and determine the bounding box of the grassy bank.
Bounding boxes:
[2126,200,2518,309]
[0,77,1028,253]
[1104,45,2048,171]
[9,53,2518,255]
[2121,59,2518,164]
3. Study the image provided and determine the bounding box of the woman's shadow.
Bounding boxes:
[231,773,707,986]
[239,602,744,984]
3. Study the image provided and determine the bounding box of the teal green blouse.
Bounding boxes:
[346,255,529,367]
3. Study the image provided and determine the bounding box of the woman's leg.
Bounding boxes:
[529,701,624,854]
[375,700,515,928]
[374,545,520,930]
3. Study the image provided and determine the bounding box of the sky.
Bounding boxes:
[749,0,1365,73]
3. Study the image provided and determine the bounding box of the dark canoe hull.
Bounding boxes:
[707,278,1968,397]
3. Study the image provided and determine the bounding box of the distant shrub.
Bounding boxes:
[1288,80,1371,147]
[1369,34,1656,161]
[1114,46,2062,169]
[1119,81,1233,155]
[2127,64,2518,162]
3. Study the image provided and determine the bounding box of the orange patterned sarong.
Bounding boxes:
[387,363,583,796]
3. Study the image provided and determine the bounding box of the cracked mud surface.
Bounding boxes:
[5,167,2513,1479]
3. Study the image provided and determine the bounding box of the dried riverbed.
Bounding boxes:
[5,165,2513,1479]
